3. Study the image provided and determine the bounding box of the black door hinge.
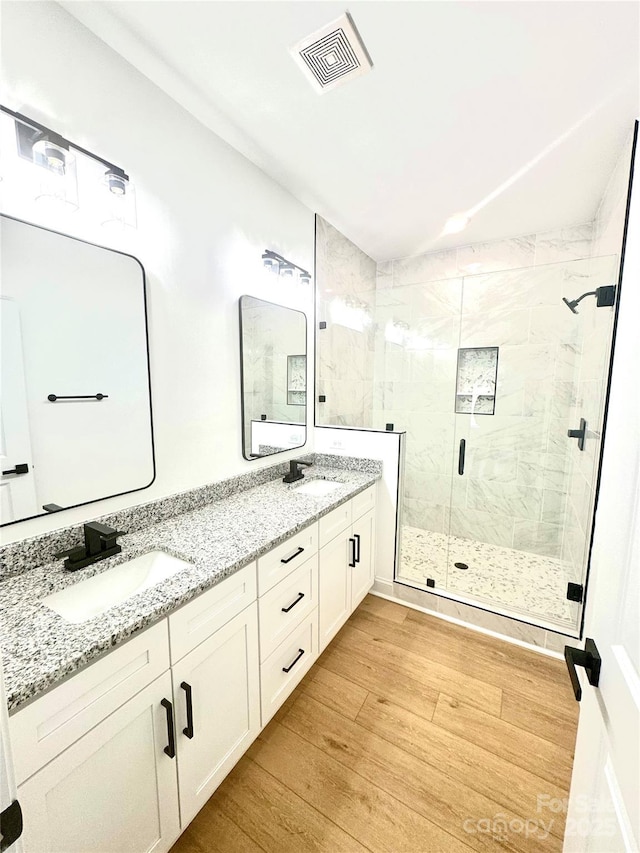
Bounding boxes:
[567,582,584,603]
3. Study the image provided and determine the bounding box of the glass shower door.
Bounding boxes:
[444,256,618,631]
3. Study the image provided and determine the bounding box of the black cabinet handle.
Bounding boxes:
[180,681,194,739]
[282,592,305,613]
[354,533,361,564]
[161,698,176,757]
[2,463,29,476]
[458,439,466,475]
[282,648,305,673]
[348,537,356,568]
[564,638,602,702]
[281,546,304,564]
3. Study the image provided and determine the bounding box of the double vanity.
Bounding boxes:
[0,457,379,853]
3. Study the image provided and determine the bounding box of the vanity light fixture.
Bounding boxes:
[0,105,136,227]
[262,249,311,284]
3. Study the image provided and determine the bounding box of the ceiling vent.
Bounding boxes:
[291,12,373,94]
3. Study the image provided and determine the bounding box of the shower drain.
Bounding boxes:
[454,562,469,570]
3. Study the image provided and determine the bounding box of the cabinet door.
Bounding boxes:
[171,602,260,827]
[18,671,180,853]
[318,527,352,652]
[350,508,376,609]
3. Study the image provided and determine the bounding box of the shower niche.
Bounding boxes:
[454,346,498,415]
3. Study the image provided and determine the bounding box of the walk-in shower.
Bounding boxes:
[316,213,623,637]
[382,256,617,634]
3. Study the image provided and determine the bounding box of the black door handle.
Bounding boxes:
[348,537,356,568]
[180,681,194,739]
[568,418,587,451]
[564,638,601,701]
[458,439,466,475]
[282,648,305,673]
[161,698,176,757]
[354,533,361,563]
[282,592,305,613]
[281,546,304,564]
[2,463,29,476]
[0,799,23,851]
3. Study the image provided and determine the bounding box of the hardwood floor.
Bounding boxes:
[170,595,579,853]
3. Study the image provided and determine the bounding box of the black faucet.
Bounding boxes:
[283,459,312,484]
[54,522,126,572]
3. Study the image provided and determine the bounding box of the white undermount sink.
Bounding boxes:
[295,479,342,497]
[43,550,192,624]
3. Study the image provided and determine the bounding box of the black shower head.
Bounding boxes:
[562,285,616,314]
[562,297,580,314]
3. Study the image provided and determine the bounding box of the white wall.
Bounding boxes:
[0,1,315,543]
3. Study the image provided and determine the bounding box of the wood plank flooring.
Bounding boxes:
[171,595,579,853]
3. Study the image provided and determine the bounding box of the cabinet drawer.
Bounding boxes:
[258,554,318,662]
[169,563,256,664]
[257,523,318,595]
[319,501,352,548]
[10,620,170,785]
[260,610,318,725]
[352,484,376,521]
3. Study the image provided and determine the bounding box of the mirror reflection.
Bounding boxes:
[0,215,155,526]
[239,295,307,460]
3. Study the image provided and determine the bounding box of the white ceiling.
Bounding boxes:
[62,1,639,261]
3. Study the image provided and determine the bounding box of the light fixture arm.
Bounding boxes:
[0,104,129,181]
[262,249,311,279]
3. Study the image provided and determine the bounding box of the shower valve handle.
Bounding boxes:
[568,418,587,451]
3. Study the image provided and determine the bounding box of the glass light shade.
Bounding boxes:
[100,175,137,229]
[31,142,78,212]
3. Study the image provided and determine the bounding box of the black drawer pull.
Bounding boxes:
[564,638,601,701]
[282,648,305,673]
[161,698,176,758]
[180,681,194,739]
[281,546,304,564]
[354,533,361,563]
[458,439,466,475]
[282,592,305,613]
[348,537,356,568]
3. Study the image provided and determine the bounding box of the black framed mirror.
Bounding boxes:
[239,295,307,460]
[0,214,155,525]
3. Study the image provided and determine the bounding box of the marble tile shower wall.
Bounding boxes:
[375,230,607,561]
[316,216,377,427]
[562,131,634,581]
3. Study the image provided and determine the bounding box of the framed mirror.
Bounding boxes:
[0,214,155,526]
[239,295,307,460]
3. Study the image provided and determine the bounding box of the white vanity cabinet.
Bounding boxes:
[170,602,260,826]
[318,485,377,652]
[17,670,180,853]
[257,523,320,724]
[7,482,377,853]
[10,564,260,853]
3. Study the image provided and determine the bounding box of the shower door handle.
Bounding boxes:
[458,439,466,475]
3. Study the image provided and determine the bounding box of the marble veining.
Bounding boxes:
[0,459,380,711]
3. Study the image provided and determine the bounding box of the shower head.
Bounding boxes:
[562,297,580,314]
[562,285,616,314]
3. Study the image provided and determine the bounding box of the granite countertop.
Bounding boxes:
[0,465,379,712]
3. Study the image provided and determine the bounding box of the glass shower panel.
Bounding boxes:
[379,278,462,592]
[445,257,617,631]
